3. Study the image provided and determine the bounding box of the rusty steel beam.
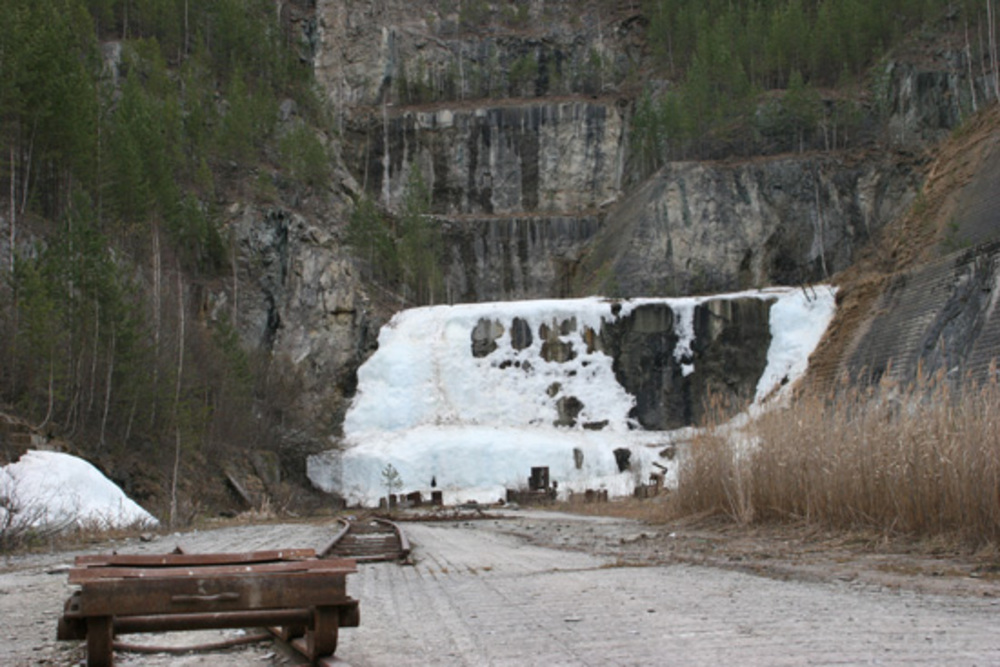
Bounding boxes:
[113,608,314,634]
[74,549,316,568]
[69,576,353,617]
[69,558,355,583]
[113,601,360,635]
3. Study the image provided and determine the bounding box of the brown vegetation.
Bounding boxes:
[671,370,1000,547]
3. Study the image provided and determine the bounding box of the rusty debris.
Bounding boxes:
[57,549,359,667]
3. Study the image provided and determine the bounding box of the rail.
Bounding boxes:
[320,516,410,562]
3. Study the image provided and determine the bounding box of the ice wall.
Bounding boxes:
[309,288,836,506]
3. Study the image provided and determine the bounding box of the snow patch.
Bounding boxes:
[1,451,158,531]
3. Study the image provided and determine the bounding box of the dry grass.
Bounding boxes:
[669,370,1000,548]
[563,495,672,522]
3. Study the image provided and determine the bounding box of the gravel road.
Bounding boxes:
[2,511,999,666]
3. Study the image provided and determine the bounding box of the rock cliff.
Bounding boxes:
[577,153,924,296]
[217,2,998,489]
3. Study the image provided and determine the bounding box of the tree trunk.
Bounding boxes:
[989,0,999,101]
[231,233,239,325]
[169,270,185,529]
[151,223,161,428]
[967,19,979,114]
[99,325,115,449]
[8,146,14,276]
[39,361,54,431]
[87,301,100,416]
[19,121,35,217]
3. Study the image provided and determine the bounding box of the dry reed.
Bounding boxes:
[669,370,1000,547]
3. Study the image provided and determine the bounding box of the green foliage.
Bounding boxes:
[347,195,399,284]
[509,54,539,97]
[629,88,667,176]
[397,169,444,304]
[396,58,436,104]
[1,0,100,213]
[215,72,274,165]
[169,195,227,273]
[782,70,823,151]
[106,57,182,226]
[279,124,332,189]
[942,217,970,253]
[459,0,491,29]
[347,170,444,305]
[583,48,606,95]
[635,0,957,166]
[644,0,945,90]
[9,190,145,431]
[0,0,325,478]
[502,3,530,28]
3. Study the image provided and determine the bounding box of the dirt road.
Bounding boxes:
[3,511,1000,665]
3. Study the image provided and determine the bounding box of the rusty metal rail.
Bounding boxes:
[57,549,358,667]
[320,517,410,562]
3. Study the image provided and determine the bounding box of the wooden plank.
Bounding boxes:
[69,558,355,584]
[69,573,353,617]
[74,549,317,568]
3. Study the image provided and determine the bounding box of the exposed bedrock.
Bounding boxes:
[347,102,626,216]
[597,298,774,430]
[440,214,601,302]
[315,0,641,108]
[884,56,992,148]
[578,154,924,297]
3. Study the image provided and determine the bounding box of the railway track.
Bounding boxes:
[320,517,411,563]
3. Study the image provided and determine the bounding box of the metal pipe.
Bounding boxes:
[114,609,313,634]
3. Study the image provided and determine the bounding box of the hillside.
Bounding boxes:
[2,0,999,521]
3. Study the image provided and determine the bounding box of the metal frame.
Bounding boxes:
[57,549,358,667]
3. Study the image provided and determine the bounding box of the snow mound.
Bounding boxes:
[0,451,158,531]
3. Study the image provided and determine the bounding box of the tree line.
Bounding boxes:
[632,0,993,173]
[0,0,327,521]
[346,169,445,307]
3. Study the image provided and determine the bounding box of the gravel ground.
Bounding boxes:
[2,510,1000,666]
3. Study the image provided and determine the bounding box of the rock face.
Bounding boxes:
[883,55,990,148]
[317,0,928,303]
[223,2,1000,490]
[345,102,622,301]
[220,205,378,478]
[577,154,924,296]
[598,298,773,429]
[347,102,626,215]
[440,214,601,302]
[315,1,641,109]
[318,0,637,303]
